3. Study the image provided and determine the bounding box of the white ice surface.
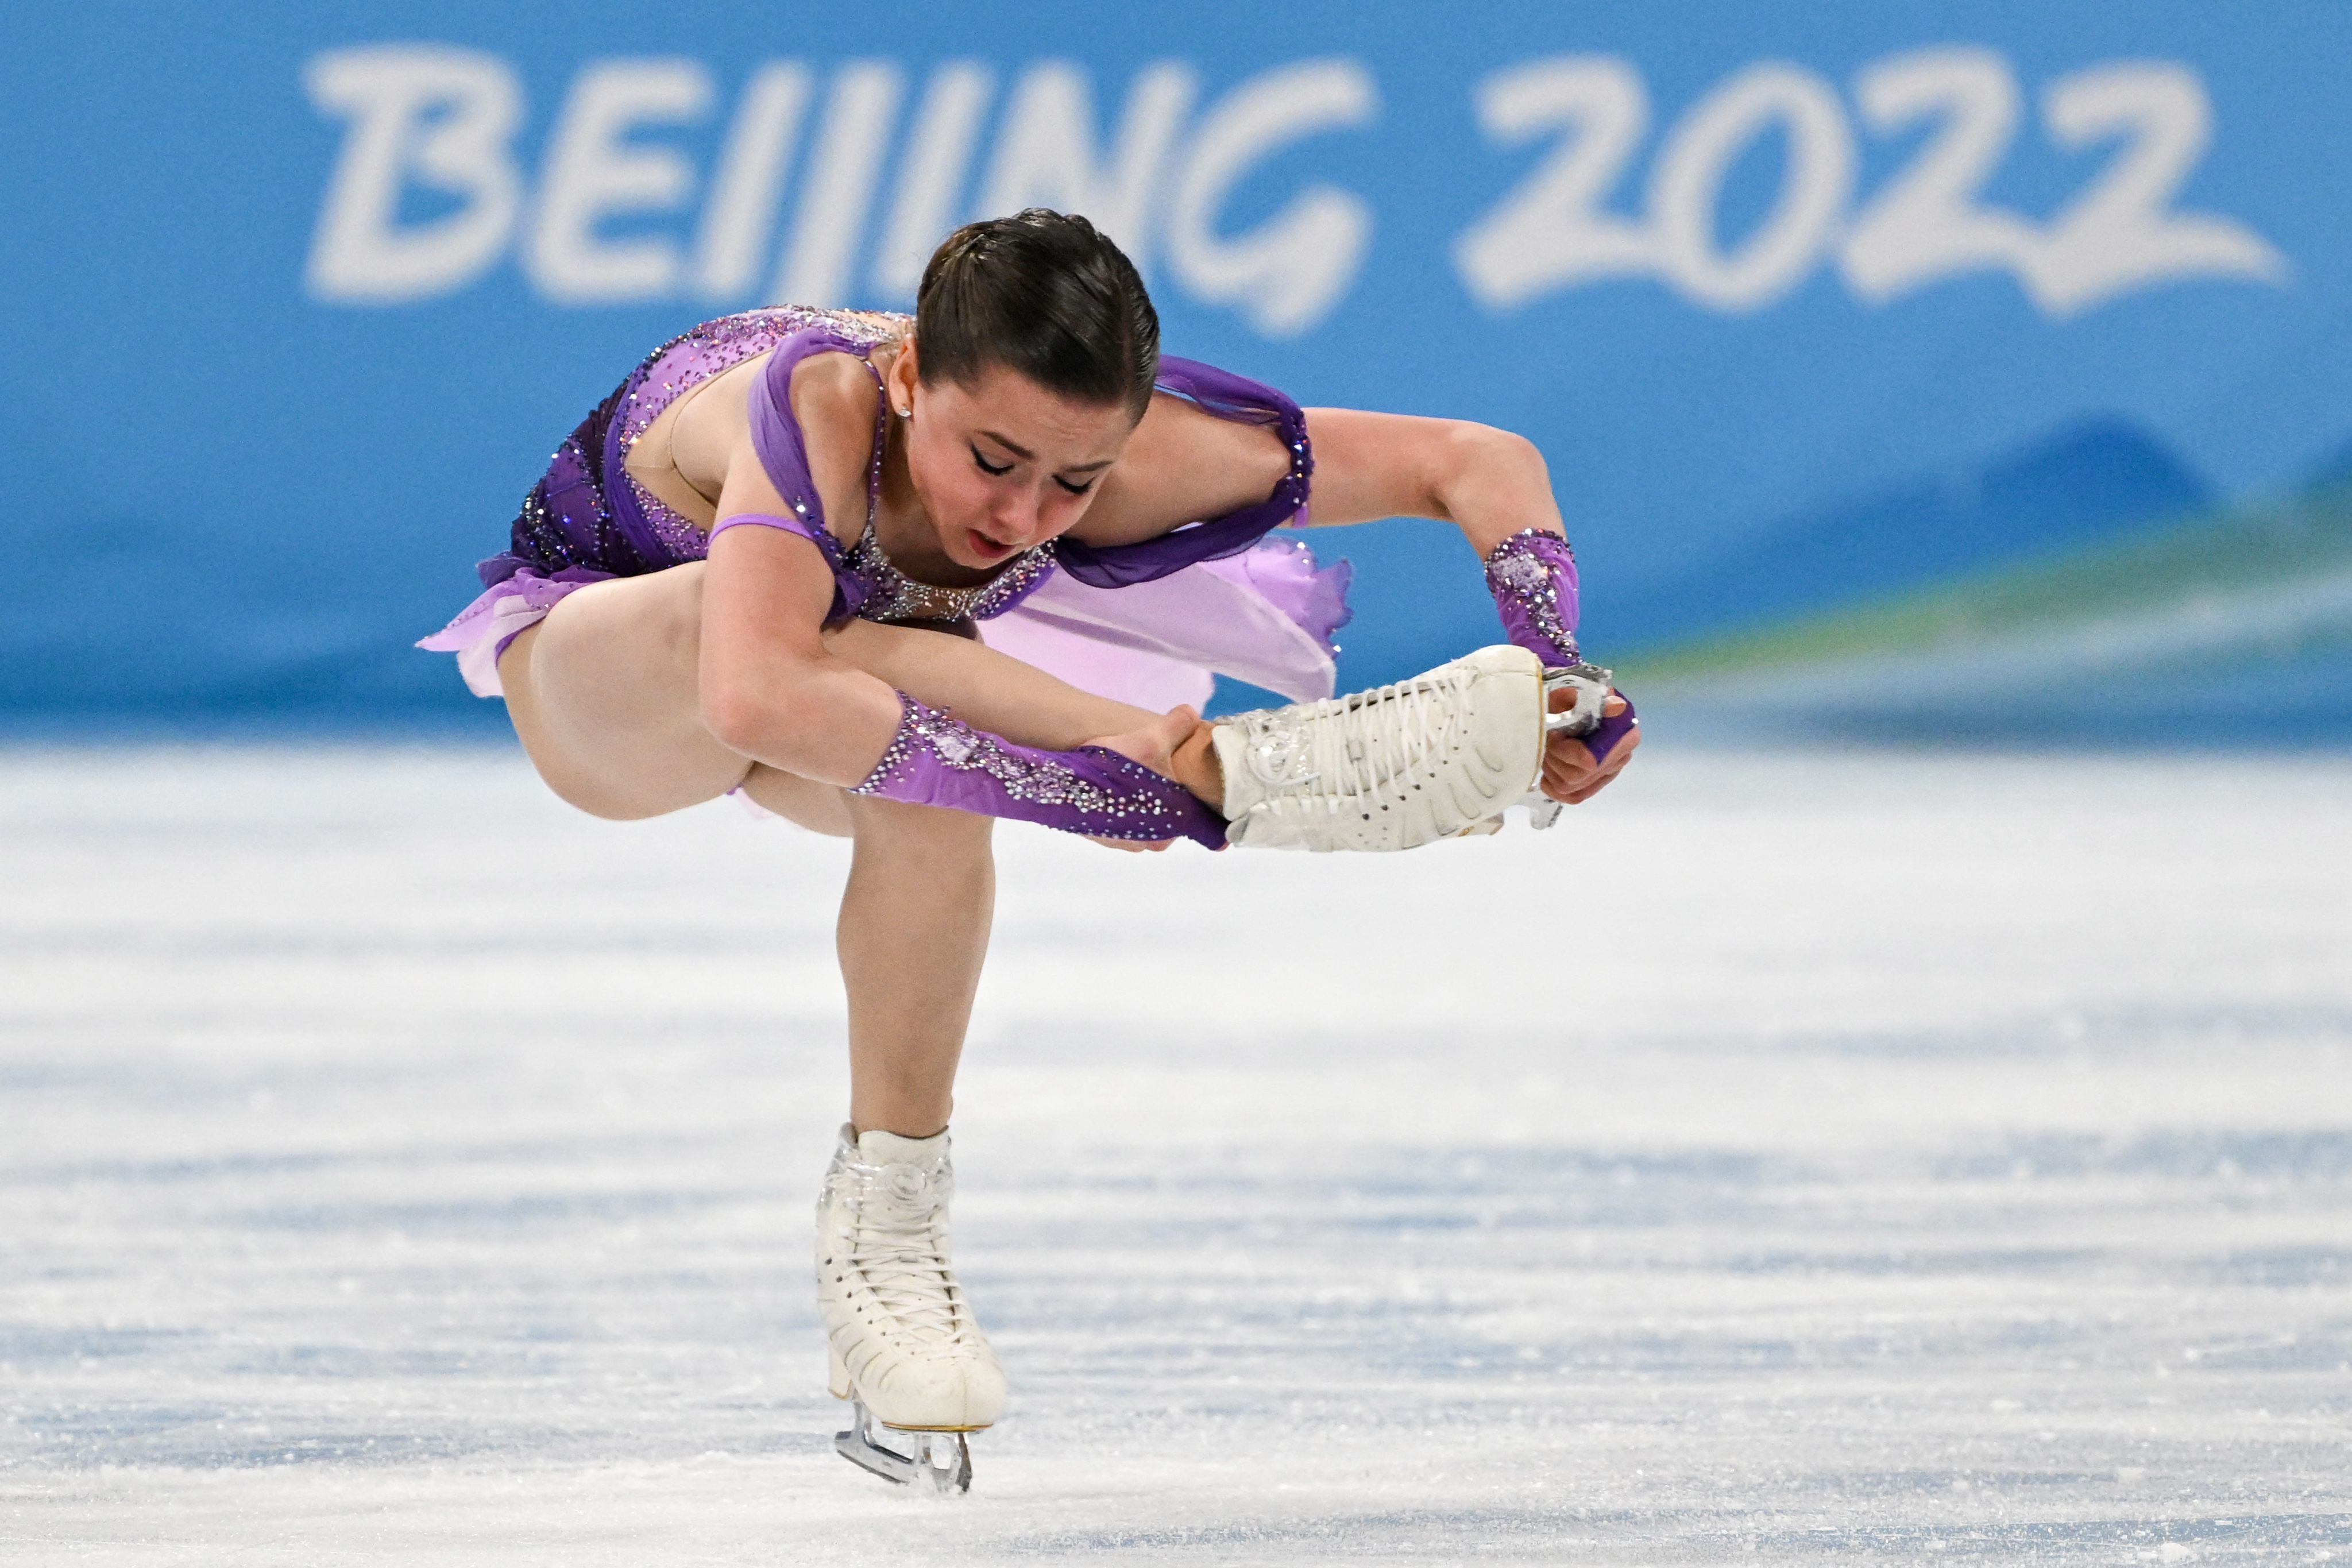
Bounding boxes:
[2,745,2349,1565]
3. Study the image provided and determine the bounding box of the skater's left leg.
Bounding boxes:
[836,791,994,1138]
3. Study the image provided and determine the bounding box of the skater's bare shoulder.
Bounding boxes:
[1067,389,1294,546]
[783,346,893,547]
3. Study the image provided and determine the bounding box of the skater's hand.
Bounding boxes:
[1541,691,1637,805]
[1078,705,1201,852]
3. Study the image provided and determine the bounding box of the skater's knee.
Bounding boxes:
[740,765,853,836]
[847,793,994,858]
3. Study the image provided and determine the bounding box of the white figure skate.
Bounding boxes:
[816,1125,1004,1496]
[1210,646,1615,851]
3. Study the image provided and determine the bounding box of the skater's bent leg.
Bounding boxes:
[500,569,755,821]
[837,793,994,1138]
[501,562,1198,826]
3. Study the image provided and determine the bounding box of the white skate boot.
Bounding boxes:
[1210,646,1613,851]
[816,1124,1003,1495]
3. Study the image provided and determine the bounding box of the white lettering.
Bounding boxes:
[693,63,812,301]
[1839,49,2041,304]
[1647,63,1852,311]
[2028,61,2287,316]
[871,63,997,300]
[303,46,522,303]
[1167,60,1378,338]
[526,59,712,303]
[772,62,905,307]
[974,61,1198,260]
[1453,57,1654,310]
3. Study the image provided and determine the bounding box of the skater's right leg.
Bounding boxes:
[496,561,1178,827]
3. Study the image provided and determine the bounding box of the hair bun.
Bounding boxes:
[914,210,1160,419]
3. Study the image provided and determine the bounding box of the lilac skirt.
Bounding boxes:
[419,535,1349,712]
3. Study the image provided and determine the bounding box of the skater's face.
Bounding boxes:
[888,342,1138,573]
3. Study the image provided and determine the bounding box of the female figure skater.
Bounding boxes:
[423,208,1636,1492]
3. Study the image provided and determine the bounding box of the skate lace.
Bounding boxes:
[833,1163,970,1347]
[1235,665,1470,813]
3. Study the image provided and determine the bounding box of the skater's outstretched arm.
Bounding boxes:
[1296,408,1561,551]
[1299,408,1636,799]
[1089,401,1636,803]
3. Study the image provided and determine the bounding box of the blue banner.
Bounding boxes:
[9,1,2350,737]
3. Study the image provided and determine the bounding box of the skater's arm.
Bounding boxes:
[697,459,906,788]
[1064,397,1554,553]
[1297,408,1563,553]
[1301,407,1640,792]
[697,420,1223,841]
[695,349,910,785]
[700,508,1219,845]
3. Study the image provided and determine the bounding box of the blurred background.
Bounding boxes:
[10,0,2350,744]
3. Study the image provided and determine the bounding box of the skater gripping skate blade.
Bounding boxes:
[419,209,1637,1497]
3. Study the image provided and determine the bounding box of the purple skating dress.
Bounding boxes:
[419,307,1351,717]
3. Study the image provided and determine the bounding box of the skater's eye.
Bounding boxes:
[969,443,1014,477]
[1053,475,1097,496]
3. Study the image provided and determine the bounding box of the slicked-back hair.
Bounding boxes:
[914,209,1161,421]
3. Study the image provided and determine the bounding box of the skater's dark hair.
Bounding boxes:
[915,209,1160,422]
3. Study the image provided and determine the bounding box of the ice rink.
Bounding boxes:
[3,743,2349,1565]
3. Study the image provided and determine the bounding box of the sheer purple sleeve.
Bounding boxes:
[728,326,886,623]
[744,327,883,529]
[1483,530,1582,667]
[1053,356,1314,590]
[853,694,1227,849]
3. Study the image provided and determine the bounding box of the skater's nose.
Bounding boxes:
[987,492,1042,548]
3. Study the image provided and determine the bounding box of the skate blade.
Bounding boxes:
[835,1399,974,1496]
[1542,663,1615,737]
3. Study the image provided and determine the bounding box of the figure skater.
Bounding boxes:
[422,208,1636,1492]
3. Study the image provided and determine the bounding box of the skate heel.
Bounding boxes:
[1530,662,1611,835]
[828,1341,851,1400]
[1522,662,1632,832]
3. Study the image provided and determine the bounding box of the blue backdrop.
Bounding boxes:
[9,1,2351,737]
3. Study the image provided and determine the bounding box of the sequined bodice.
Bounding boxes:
[503,306,1313,628]
[615,308,1057,625]
[841,522,1059,625]
[612,307,899,563]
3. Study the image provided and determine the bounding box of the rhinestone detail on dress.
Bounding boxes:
[853,696,1224,845]
[845,524,1060,625]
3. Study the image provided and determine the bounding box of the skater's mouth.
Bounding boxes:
[966,528,1016,560]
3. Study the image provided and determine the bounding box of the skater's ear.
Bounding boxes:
[886,336,921,417]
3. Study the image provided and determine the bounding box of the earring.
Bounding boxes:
[897,405,912,418]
